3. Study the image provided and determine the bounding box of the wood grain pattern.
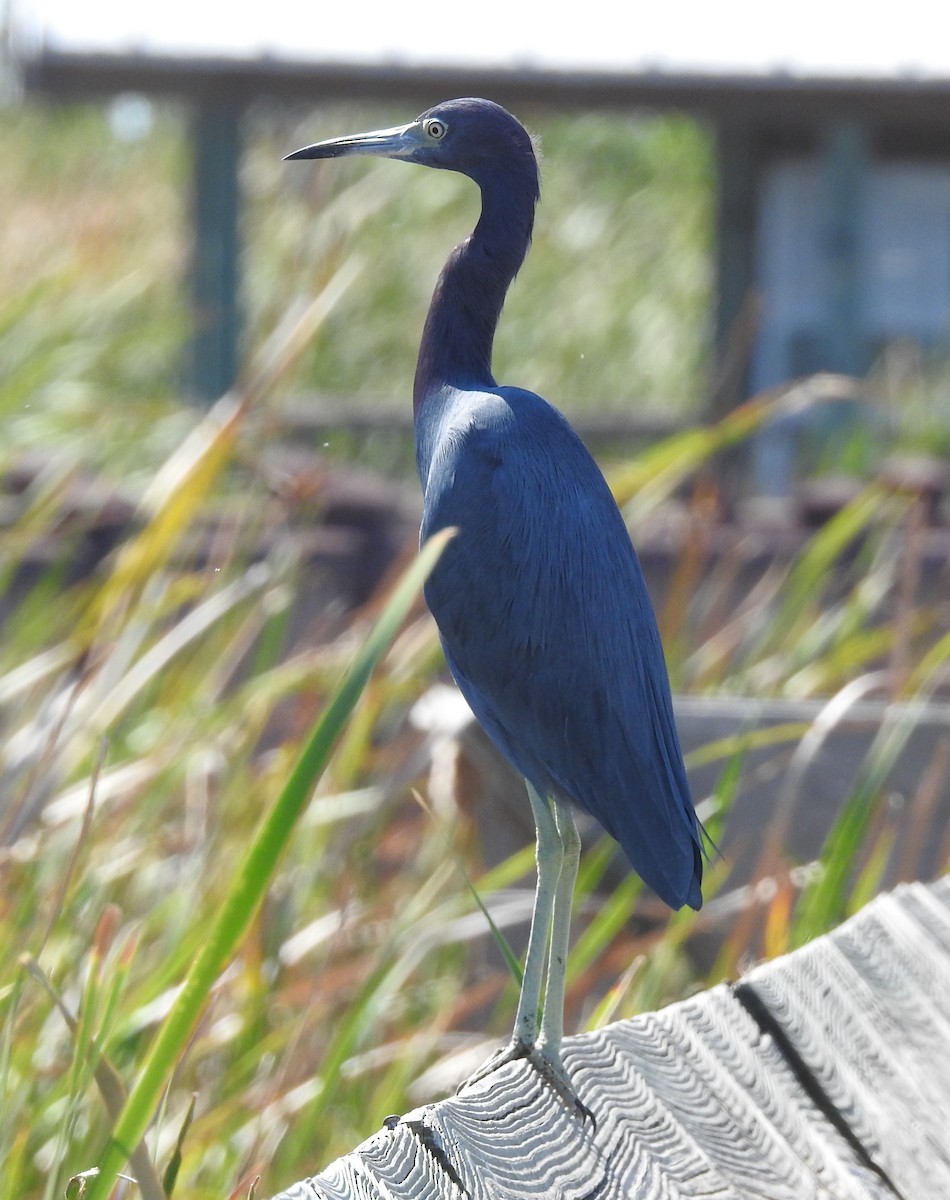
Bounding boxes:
[742,889,950,1198]
[271,879,950,1200]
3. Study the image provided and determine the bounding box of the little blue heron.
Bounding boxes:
[287,98,704,1100]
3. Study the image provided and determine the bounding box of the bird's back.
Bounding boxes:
[418,385,703,910]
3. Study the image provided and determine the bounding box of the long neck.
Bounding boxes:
[413,176,537,413]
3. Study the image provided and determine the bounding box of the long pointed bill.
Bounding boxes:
[284,121,418,162]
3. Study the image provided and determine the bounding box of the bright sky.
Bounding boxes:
[16,0,950,78]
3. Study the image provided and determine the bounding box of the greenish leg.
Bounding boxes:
[512,782,563,1046]
[537,798,580,1061]
[462,783,586,1114]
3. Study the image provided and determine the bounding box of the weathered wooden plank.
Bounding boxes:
[272,879,950,1200]
[569,983,902,1200]
[886,876,950,957]
[741,885,950,1198]
[676,990,891,1200]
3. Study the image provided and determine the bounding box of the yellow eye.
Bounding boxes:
[424,118,447,140]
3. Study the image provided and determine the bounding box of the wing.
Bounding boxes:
[420,387,702,910]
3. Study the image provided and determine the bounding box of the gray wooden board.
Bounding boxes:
[743,892,950,1198]
[271,879,950,1200]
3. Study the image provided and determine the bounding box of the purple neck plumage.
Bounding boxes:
[412,163,539,414]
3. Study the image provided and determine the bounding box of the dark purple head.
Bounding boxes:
[285,97,539,199]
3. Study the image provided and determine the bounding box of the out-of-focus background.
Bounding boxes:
[2,4,949,1197]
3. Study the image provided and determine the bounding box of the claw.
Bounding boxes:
[530,1045,595,1126]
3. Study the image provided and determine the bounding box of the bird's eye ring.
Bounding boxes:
[424,118,447,140]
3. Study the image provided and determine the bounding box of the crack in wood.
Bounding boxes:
[402,1117,470,1197]
[731,979,906,1198]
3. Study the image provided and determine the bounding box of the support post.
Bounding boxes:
[189,98,242,403]
[710,119,757,423]
[822,120,870,378]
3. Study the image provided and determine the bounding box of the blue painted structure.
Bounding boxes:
[287,98,703,1088]
[751,125,950,496]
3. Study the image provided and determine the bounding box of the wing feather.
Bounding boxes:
[420,387,702,909]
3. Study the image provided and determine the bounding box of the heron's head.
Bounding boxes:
[285,97,539,197]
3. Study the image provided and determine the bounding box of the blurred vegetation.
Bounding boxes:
[253,101,714,422]
[0,97,948,1200]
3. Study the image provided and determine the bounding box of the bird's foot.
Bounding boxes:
[459,1036,529,1089]
[458,1038,593,1125]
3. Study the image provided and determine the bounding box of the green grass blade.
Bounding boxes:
[792,702,920,944]
[85,530,451,1200]
[413,789,524,984]
[743,485,896,669]
[569,871,643,984]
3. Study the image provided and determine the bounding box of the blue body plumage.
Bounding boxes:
[287,97,703,1091]
[419,384,702,909]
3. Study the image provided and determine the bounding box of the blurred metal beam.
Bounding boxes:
[23,51,950,135]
